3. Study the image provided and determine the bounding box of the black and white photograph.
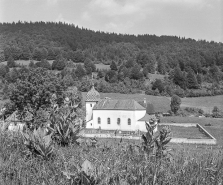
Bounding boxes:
[0,0,222,184]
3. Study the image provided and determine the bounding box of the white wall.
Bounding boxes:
[92,109,146,131]
[86,101,97,122]
[86,119,94,128]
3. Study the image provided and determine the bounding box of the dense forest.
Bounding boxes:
[0,21,223,97]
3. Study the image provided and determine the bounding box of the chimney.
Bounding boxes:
[144,98,147,108]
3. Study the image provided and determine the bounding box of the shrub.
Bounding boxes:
[22,127,54,160]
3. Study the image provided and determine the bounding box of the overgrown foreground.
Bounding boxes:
[0,131,222,185]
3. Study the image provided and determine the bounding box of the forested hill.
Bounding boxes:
[0,21,223,98]
[0,21,222,65]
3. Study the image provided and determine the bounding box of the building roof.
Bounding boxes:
[146,103,155,114]
[93,99,146,110]
[86,86,100,102]
[138,113,157,121]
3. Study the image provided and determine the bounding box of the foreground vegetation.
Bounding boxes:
[0,129,223,185]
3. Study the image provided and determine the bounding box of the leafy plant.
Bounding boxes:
[155,126,171,159]
[141,121,171,159]
[141,121,158,157]
[48,98,81,146]
[22,127,54,160]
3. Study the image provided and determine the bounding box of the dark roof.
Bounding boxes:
[138,113,156,121]
[93,99,145,110]
[146,103,155,114]
[86,86,100,102]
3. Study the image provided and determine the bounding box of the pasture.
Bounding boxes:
[180,95,223,114]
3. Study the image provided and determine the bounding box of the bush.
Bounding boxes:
[184,107,204,116]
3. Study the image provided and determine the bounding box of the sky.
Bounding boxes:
[0,0,222,42]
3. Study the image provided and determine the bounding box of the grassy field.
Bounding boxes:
[159,125,209,139]
[161,116,223,146]
[145,73,166,86]
[180,95,223,114]
[95,63,110,70]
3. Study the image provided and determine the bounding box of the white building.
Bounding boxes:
[85,86,158,132]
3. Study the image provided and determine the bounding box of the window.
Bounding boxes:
[98,117,101,124]
[128,118,131,125]
[117,118,121,125]
[107,118,110,124]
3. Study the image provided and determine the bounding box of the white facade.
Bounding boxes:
[87,109,146,131]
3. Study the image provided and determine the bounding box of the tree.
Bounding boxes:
[72,50,85,63]
[186,68,199,89]
[97,70,105,79]
[170,95,181,114]
[197,74,202,85]
[52,55,66,70]
[157,55,167,75]
[0,49,5,62]
[125,58,135,68]
[209,65,220,82]
[75,64,86,79]
[131,64,143,80]
[33,47,42,61]
[173,66,186,89]
[63,74,74,87]
[7,55,16,68]
[110,61,118,71]
[9,68,19,83]
[29,60,36,68]
[136,51,149,68]
[84,59,96,75]
[152,79,165,93]
[105,70,117,83]
[0,65,8,78]
[212,106,220,117]
[35,59,51,70]
[8,68,66,122]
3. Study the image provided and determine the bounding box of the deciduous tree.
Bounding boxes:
[8,68,66,121]
[170,95,181,114]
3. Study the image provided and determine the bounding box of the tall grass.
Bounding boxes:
[0,130,222,185]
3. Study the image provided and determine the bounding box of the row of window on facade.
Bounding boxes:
[97,117,131,125]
